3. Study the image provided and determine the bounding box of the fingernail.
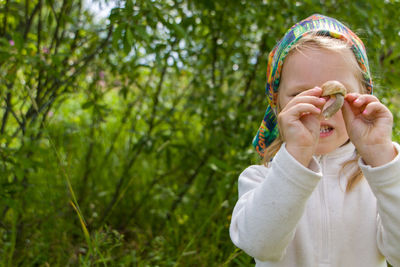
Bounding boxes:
[362,109,368,115]
[355,99,361,103]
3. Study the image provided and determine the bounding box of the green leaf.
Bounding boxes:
[136,25,149,42]
[171,23,186,39]
[126,28,134,46]
[112,25,123,50]
[82,101,94,109]
[123,33,131,54]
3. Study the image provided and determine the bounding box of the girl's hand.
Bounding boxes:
[278,87,326,167]
[342,93,397,167]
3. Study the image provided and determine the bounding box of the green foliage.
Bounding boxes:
[0,0,399,266]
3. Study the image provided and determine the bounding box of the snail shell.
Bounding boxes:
[321,81,347,119]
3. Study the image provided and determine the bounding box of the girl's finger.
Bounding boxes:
[345,93,379,107]
[351,95,380,108]
[285,103,322,118]
[344,92,360,101]
[296,86,323,97]
[283,95,326,111]
[361,102,393,121]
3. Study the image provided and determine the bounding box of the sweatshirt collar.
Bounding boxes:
[315,140,356,161]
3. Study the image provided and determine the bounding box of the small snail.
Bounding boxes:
[321,81,347,119]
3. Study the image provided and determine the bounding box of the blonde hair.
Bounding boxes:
[261,33,368,192]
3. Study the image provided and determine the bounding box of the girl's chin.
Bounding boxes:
[316,139,336,155]
[316,138,350,155]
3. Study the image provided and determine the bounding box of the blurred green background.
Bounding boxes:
[1,0,399,266]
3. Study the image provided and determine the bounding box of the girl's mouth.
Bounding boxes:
[320,125,333,137]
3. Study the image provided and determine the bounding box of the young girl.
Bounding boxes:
[229,14,400,266]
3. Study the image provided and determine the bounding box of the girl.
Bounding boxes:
[229,14,400,266]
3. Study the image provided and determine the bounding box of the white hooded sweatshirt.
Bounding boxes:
[230,142,400,267]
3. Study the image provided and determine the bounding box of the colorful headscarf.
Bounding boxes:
[252,14,373,157]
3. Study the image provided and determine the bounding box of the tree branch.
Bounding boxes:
[49,0,67,52]
[36,0,43,108]
[1,89,12,134]
[1,0,10,37]
[239,33,267,109]
[23,2,41,40]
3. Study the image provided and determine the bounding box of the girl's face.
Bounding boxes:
[278,47,362,155]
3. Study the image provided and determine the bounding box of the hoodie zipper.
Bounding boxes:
[318,155,331,264]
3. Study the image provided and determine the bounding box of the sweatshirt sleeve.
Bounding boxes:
[229,143,322,262]
[359,142,400,267]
